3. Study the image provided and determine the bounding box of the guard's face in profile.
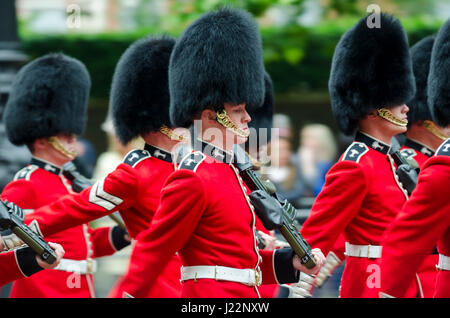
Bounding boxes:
[223,102,251,145]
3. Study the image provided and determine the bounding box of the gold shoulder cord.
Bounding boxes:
[377,108,408,127]
[423,120,449,141]
[216,109,250,138]
[159,125,185,141]
[47,136,77,159]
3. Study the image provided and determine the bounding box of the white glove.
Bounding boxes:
[379,292,395,298]
[1,230,25,250]
[282,272,315,298]
[314,251,342,288]
[1,219,43,251]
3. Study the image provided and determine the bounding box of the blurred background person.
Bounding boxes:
[266,133,306,208]
[93,114,144,181]
[72,137,97,179]
[297,123,338,197]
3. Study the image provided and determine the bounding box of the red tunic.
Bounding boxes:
[110,142,299,298]
[254,217,280,298]
[400,138,438,298]
[300,131,415,298]
[381,138,450,298]
[400,138,434,167]
[0,248,43,287]
[1,158,118,298]
[24,145,182,297]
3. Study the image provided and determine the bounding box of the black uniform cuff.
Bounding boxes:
[111,226,130,251]
[274,247,300,284]
[15,247,43,277]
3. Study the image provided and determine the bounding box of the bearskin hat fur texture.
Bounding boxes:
[4,53,90,145]
[247,72,274,146]
[428,19,450,127]
[407,36,435,125]
[328,13,416,135]
[110,35,176,144]
[169,8,265,128]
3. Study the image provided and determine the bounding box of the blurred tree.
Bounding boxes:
[323,0,360,17]
[17,0,446,98]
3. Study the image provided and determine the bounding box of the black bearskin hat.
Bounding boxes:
[428,19,450,127]
[110,35,176,144]
[407,36,435,125]
[328,13,416,135]
[169,8,265,128]
[4,53,90,145]
[247,72,274,147]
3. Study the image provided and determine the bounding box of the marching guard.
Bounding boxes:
[1,53,130,297]
[111,8,325,298]
[20,36,186,297]
[298,13,420,297]
[397,35,449,297]
[380,19,450,298]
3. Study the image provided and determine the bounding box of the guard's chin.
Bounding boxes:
[234,135,248,145]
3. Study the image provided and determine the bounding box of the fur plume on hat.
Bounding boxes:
[247,72,274,147]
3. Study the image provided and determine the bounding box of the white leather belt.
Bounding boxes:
[180,265,262,287]
[54,258,97,274]
[345,242,382,258]
[437,254,450,271]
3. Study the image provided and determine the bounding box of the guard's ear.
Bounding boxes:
[33,138,48,152]
[201,109,217,124]
[366,109,378,119]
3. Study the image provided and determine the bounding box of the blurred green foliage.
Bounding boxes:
[18,0,445,102]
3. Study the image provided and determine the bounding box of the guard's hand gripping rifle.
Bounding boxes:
[0,201,57,264]
[389,141,419,195]
[62,162,127,231]
[233,145,316,269]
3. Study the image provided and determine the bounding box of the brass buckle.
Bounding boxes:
[86,259,94,274]
[254,268,262,286]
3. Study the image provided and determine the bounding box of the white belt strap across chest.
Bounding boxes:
[54,258,97,275]
[437,254,450,271]
[180,265,262,287]
[345,242,382,259]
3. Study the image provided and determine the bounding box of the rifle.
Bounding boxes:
[0,201,57,264]
[233,145,317,269]
[62,162,127,231]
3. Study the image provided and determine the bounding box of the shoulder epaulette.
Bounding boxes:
[122,149,151,168]
[436,139,450,157]
[342,142,369,163]
[400,148,416,160]
[13,165,38,181]
[178,151,206,172]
